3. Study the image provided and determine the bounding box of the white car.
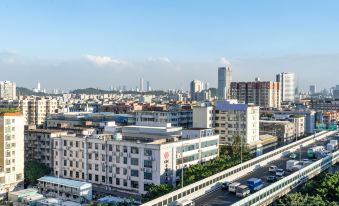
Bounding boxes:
[269,166,278,173]
[275,169,285,177]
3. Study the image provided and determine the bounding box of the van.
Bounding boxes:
[177,199,195,206]
[229,182,241,193]
[236,185,250,198]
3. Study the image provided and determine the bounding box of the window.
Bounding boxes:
[95,175,99,182]
[116,167,120,174]
[95,143,98,150]
[144,149,152,156]
[116,156,120,163]
[102,145,105,150]
[63,140,67,146]
[144,172,152,180]
[109,144,113,151]
[123,179,128,187]
[116,145,120,152]
[144,160,152,168]
[102,176,105,183]
[123,168,127,175]
[123,157,128,164]
[116,178,120,185]
[123,146,127,153]
[131,158,139,166]
[131,181,139,189]
[131,170,139,177]
[64,160,67,166]
[89,174,92,180]
[131,147,139,154]
[108,156,112,162]
[95,164,99,171]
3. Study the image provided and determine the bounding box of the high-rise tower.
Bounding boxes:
[218,66,232,100]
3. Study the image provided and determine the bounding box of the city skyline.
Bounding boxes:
[1,0,339,90]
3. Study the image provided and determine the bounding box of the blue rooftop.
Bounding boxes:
[215,100,248,111]
[38,176,91,189]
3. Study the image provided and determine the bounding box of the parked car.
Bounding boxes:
[221,181,231,190]
[266,176,277,182]
[276,169,285,177]
[269,165,278,173]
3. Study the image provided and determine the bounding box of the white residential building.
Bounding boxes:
[52,124,219,195]
[0,111,24,196]
[193,106,213,128]
[0,81,16,100]
[214,100,259,145]
[276,72,295,102]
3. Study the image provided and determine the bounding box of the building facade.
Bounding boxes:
[0,81,16,100]
[0,112,24,196]
[218,66,232,100]
[276,72,295,102]
[52,125,219,195]
[214,100,260,144]
[230,81,281,109]
[193,106,213,128]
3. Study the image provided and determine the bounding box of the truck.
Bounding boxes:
[229,182,241,193]
[236,185,250,198]
[307,146,325,159]
[330,139,338,147]
[246,178,263,192]
[327,143,335,152]
[286,160,299,171]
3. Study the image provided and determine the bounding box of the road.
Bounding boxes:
[194,134,339,206]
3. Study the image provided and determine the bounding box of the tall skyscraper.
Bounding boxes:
[37,81,41,92]
[333,85,339,100]
[276,72,295,102]
[218,66,232,100]
[0,111,24,192]
[190,80,204,101]
[147,81,151,92]
[139,78,144,92]
[0,81,16,100]
[310,85,316,95]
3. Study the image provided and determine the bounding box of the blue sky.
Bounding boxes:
[0,0,339,90]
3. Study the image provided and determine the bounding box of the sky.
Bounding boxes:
[0,0,339,91]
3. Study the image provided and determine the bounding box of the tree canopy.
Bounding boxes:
[24,161,51,185]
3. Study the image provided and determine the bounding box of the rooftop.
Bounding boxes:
[38,176,91,189]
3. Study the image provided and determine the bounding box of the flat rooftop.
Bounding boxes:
[38,176,91,189]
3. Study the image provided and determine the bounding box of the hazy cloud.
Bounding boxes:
[83,54,127,66]
[0,49,18,64]
[147,57,171,63]
[220,57,231,65]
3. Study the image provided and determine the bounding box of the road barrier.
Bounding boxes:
[141,130,335,206]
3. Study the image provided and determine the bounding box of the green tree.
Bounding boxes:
[142,184,174,203]
[24,161,51,185]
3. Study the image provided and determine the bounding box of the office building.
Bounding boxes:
[0,111,24,195]
[52,124,219,195]
[218,66,232,100]
[276,72,295,102]
[309,85,316,95]
[230,81,281,109]
[0,81,16,100]
[334,85,339,100]
[214,100,259,144]
[140,78,144,92]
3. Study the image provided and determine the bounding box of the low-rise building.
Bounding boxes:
[259,120,295,144]
[37,176,92,203]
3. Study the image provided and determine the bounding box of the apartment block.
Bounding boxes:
[214,100,260,144]
[230,81,281,109]
[259,120,295,144]
[135,107,193,128]
[24,129,68,169]
[0,111,24,196]
[0,81,16,100]
[0,97,59,125]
